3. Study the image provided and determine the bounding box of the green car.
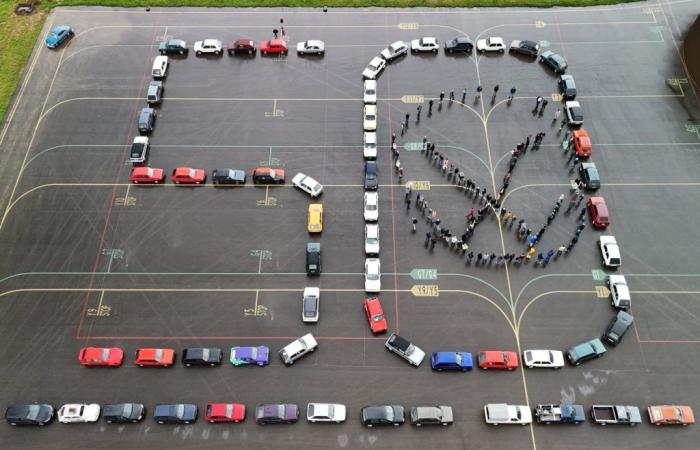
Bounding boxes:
[159,39,188,55]
[566,338,606,366]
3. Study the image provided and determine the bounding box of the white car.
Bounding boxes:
[365,223,380,255]
[292,173,323,197]
[297,40,325,55]
[365,258,381,293]
[363,79,377,104]
[302,287,320,323]
[522,349,565,369]
[363,132,377,159]
[608,275,631,310]
[411,37,439,53]
[362,56,386,80]
[363,104,377,131]
[194,39,223,55]
[476,37,506,53]
[380,40,408,61]
[364,191,378,222]
[599,235,621,268]
[565,101,584,125]
[306,403,347,423]
[279,333,318,365]
[57,404,101,423]
[484,404,532,425]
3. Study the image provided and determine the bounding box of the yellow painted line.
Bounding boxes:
[517,290,599,332]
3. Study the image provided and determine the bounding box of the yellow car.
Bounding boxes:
[307,204,323,233]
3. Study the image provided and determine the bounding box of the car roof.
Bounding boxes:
[489,37,505,44]
[369,56,384,64]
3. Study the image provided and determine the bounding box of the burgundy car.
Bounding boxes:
[228,39,256,56]
[255,403,298,424]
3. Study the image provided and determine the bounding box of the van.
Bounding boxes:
[152,55,169,78]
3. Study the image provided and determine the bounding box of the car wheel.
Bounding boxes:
[179,50,184,55]
[158,421,164,424]
[507,368,514,371]
[499,49,504,53]
[184,421,191,424]
[209,420,215,423]
[415,423,421,427]
[393,423,399,427]
[185,363,191,367]
[196,51,202,55]
[196,181,201,184]
[248,49,253,55]
[210,363,216,366]
[433,49,437,53]
[483,366,488,370]
[107,420,113,424]
[160,51,165,55]
[175,181,180,184]
[492,423,498,426]
[335,420,341,424]
[9,423,16,426]
[366,424,372,428]
[448,49,453,53]
[132,419,138,423]
[133,180,139,184]
[139,364,144,367]
[262,51,267,55]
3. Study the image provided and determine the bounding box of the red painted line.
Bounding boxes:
[384,14,400,335]
[76,28,162,341]
[78,335,387,341]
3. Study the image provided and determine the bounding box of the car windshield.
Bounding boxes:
[367,237,378,244]
[100,348,110,360]
[303,298,316,315]
[366,88,375,95]
[26,405,41,420]
[155,348,163,361]
[176,404,185,418]
[225,404,233,416]
[524,351,532,360]
[201,348,210,360]
[455,353,463,365]
[277,405,285,418]
[366,142,376,148]
[547,352,554,363]
[366,204,377,211]
[366,113,375,120]
[383,406,394,420]
[372,314,384,322]
[122,403,133,417]
[249,347,258,359]
[369,63,378,71]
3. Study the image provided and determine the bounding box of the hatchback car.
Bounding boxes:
[430,352,473,371]
[307,204,323,233]
[559,74,577,99]
[602,310,634,346]
[138,107,156,133]
[103,403,145,424]
[540,50,568,73]
[579,162,600,190]
[364,161,378,190]
[362,405,405,427]
[566,338,606,365]
[572,129,591,156]
[256,404,299,424]
[305,242,321,276]
[363,80,377,104]
[363,297,388,333]
[252,167,285,184]
[147,80,163,105]
[380,40,408,61]
[159,39,188,55]
[260,39,288,55]
[522,350,565,369]
[182,347,223,367]
[205,403,246,423]
[212,168,246,185]
[587,197,610,228]
[230,346,270,366]
[411,37,439,53]
[509,39,539,58]
[5,404,54,426]
[478,350,519,370]
[134,347,175,367]
[306,403,346,423]
[128,136,149,165]
[363,132,377,159]
[296,40,325,55]
[565,101,584,126]
[365,258,381,293]
[129,166,165,184]
[410,406,453,427]
[444,36,474,54]
[57,404,100,423]
[45,25,73,49]
[153,404,197,424]
[608,275,631,310]
[362,56,386,79]
[78,346,124,367]
[279,333,318,365]
[476,37,506,53]
[172,167,206,184]
[292,172,323,197]
[365,223,380,255]
[599,235,621,268]
[364,191,379,221]
[228,39,256,55]
[363,104,377,131]
[302,287,320,323]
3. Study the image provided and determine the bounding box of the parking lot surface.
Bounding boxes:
[0,2,699,449]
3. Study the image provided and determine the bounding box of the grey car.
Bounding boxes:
[602,311,634,346]
[558,74,577,100]
[138,108,156,133]
[410,406,453,426]
[147,81,163,105]
[579,162,600,190]
[540,51,568,73]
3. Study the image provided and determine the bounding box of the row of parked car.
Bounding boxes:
[7,401,693,427]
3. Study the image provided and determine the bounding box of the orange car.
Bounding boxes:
[648,405,695,426]
[572,129,592,157]
[172,167,206,184]
[134,348,176,367]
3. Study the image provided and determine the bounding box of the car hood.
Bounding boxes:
[440,406,454,423]
[83,404,101,420]
[408,346,426,365]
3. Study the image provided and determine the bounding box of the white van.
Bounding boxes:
[152,55,169,78]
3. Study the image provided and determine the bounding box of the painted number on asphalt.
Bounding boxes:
[403,142,424,152]
[407,180,430,190]
[401,95,424,104]
[114,196,136,206]
[410,268,438,281]
[411,285,439,297]
[595,286,611,298]
[535,21,546,28]
[591,269,606,281]
[398,23,419,30]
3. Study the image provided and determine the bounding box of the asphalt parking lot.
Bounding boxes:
[0,2,699,449]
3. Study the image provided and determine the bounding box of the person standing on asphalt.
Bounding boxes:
[439,91,445,104]
[509,86,516,101]
[476,85,482,101]
[461,88,467,104]
[428,99,434,114]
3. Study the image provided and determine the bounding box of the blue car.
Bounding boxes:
[430,351,473,371]
[230,346,269,366]
[45,26,73,49]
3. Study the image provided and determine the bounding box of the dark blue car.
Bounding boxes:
[153,404,197,424]
[45,26,73,49]
[430,351,473,371]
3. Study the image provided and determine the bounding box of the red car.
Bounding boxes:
[260,39,288,55]
[129,166,165,184]
[572,129,592,157]
[363,297,388,334]
[78,347,124,367]
[172,167,206,184]
[587,196,610,228]
[205,403,246,423]
[134,348,176,367]
[478,351,519,370]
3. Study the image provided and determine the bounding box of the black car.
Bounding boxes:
[5,404,54,426]
[602,310,634,346]
[138,108,156,133]
[153,404,198,424]
[182,347,223,366]
[578,162,600,190]
[364,161,378,190]
[212,168,246,185]
[147,81,163,105]
[306,242,321,276]
[361,405,405,427]
[540,51,568,74]
[159,39,188,55]
[444,37,473,54]
[103,403,145,424]
[558,74,577,100]
[509,39,539,58]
